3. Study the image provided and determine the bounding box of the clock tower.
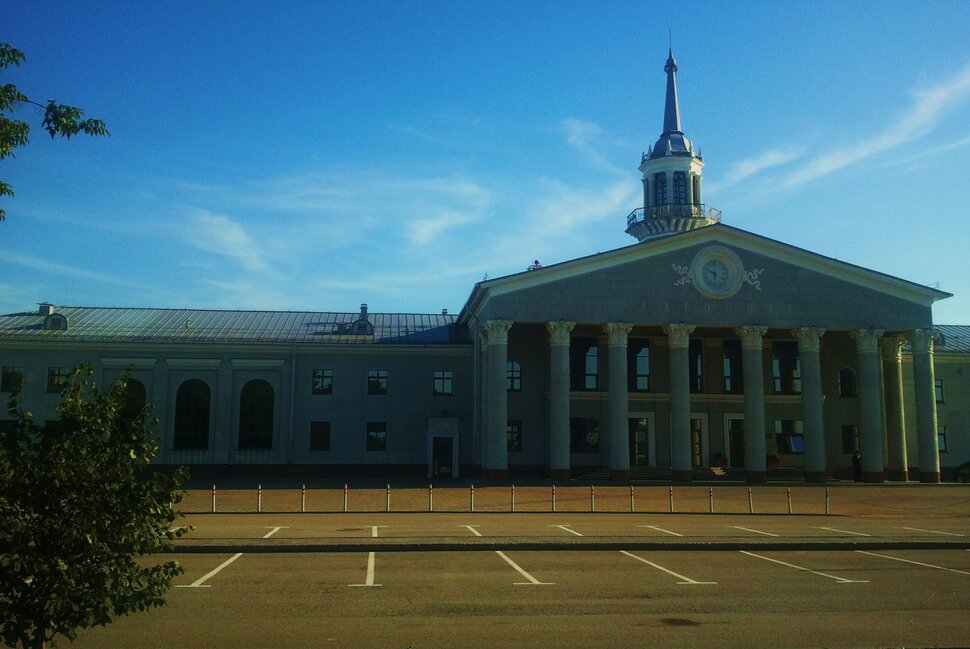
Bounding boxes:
[625,49,720,242]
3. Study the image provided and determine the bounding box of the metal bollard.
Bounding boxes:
[301,483,306,513]
[470,484,475,512]
[709,487,714,513]
[669,486,674,513]
[429,484,433,512]
[552,484,556,512]
[257,484,262,513]
[630,485,635,513]
[590,485,595,512]
[511,484,515,512]
[211,484,216,513]
[386,484,391,512]
[748,487,753,514]
[825,487,830,515]
[343,483,348,512]
[787,487,793,514]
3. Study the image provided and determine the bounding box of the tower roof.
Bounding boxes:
[648,48,694,160]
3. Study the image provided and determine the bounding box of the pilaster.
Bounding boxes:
[604,323,633,481]
[850,328,886,483]
[880,336,908,481]
[793,327,826,482]
[545,320,575,480]
[911,329,940,483]
[664,323,695,481]
[737,325,768,483]
[481,319,513,481]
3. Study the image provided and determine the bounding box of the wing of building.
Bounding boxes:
[2,51,966,483]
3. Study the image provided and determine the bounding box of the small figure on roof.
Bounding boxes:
[527,259,542,271]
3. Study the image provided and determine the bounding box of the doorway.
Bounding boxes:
[426,417,459,479]
[688,414,709,468]
[431,437,453,477]
[629,412,656,467]
[724,415,745,468]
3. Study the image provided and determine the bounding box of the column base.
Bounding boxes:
[919,471,941,484]
[671,469,692,482]
[746,471,767,484]
[863,471,885,484]
[610,469,630,482]
[482,468,508,482]
[547,468,571,481]
[804,471,826,484]
[888,469,909,482]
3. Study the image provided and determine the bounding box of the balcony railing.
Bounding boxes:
[626,204,721,227]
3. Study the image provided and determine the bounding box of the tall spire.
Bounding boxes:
[663,48,681,134]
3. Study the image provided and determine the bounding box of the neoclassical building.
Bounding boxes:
[1,51,966,483]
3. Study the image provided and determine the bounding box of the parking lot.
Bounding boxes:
[70,507,970,649]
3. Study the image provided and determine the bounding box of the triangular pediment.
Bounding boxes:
[461,224,949,331]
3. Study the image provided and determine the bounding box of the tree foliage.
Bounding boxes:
[0,367,188,649]
[0,43,109,221]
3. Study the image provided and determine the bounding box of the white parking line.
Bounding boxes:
[462,525,483,537]
[817,526,870,537]
[900,527,965,537]
[495,551,553,585]
[550,524,583,537]
[731,526,779,538]
[263,526,288,539]
[638,525,682,537]
[370,526,385,538]
[741,551,868,583]
[856,550,970,575]
[176,553,243,588]
[620,551,716,585]
[349,552,382,587]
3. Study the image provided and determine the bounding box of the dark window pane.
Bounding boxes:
[238,380,274,450]
[310,421,331,451]
[174,379,210,450]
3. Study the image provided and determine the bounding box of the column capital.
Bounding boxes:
[663,323,696,348]
[910,328,938,355]
[545,320,575,346]
[481,319,513,346]
[792,327,826,352]
[736,325,768,350]
[850,328,885,354]
[879,335,906,361]
[602,322,633,347]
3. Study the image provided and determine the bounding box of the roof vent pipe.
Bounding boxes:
[360,303,368,318]
[38,303,54,316]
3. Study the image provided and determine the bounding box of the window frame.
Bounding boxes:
[311,368,334,395]
[506,361,522,392]
[1,366,24,393]
[722,339,743,394]
[935,379,944,403]
[367,369,389,395]
[366,421,387,452]
[309,421,331,451]
[653,172,667,205]
[46,367,71,393]
[937,425,947,453]
[838,368,857,398]
[507,420,522,452]
[774,419,805,455]
[433,370,454,396]
[628,341,650,392]
[569,417,600,453]
[841,424,859,454]
[771,342,801,395]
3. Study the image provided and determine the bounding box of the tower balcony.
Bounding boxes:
[625,203,721,242]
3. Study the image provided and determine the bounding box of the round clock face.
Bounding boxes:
[690,247,743,299]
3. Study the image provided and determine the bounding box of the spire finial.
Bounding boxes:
[662,48,681,133]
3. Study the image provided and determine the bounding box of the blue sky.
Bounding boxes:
[3,1,970,323]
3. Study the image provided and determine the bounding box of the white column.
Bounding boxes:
[664,323,695,482]
[546,320,575,480]
[604,322,633,481]
[737,325,768,482]
[793,327,826,482]
[851,328,886,482]
[911,329,941,483]
[482,319,513,480]
[881,336,908,482]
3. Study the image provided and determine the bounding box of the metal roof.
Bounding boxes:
[0,307,467,346]
[934,325,970,355]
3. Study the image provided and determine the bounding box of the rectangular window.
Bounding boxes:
[935,379,944,403]
[367,370,388,395]
[46,367,71,393]
[1,366,24,393]
[433,370,454,396]
[722,340,743,394]
[569,339,598,391]
[569,417,600,453]
[309,421,331,451]
[689,339,704,393]
[772,342,801,394]
[774,420,804,455]
[937,425,947,453]
[672,171,687,204]
[506,361,522,391]
[628,341,650,392]
[507,420,522,452]
[841,424,859,454]
[366,421,387,451]
[311,369,333,395]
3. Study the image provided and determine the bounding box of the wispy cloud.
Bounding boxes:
[184,210,268,272]
[561,118,626,174]
[707,147,803,192]
[0,249,140,287]
[783,63,970,187]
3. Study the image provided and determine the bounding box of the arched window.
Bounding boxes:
[239,380,274,450]
[653,173,667,205]
[838,368,857,398]
[117,378,147,433]
[174,379,210,450]
[672,172,687,204]
[43,313,68,330]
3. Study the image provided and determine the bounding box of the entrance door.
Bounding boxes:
[431,437,453,478]
[629,418,649,466]
[689,414,709,468]
[727,417,745,468]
